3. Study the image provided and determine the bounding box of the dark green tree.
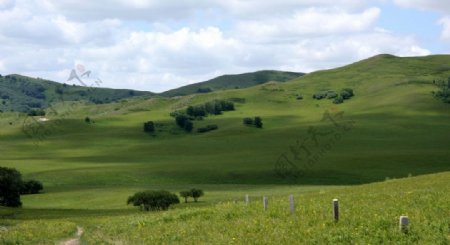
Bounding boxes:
[144,121,155,133]
[254,117,263,128]
[190,188,204,202]
[127,190,180,211]
[179,191,190,203]
[0,167,23,207]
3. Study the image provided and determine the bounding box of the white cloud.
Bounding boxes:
[393,0,450,42]
[0,0,433,92]
[235,7,380,42]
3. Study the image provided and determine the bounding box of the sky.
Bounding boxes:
[0,0,450,92]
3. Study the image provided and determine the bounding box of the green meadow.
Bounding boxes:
[0,54,449,244]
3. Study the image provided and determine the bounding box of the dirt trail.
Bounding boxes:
[59,226,83,245]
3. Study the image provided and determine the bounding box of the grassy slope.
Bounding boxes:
[1,172,448,244]
[160,70,304,97]
[0,74,153,112]
[0,54,449,243]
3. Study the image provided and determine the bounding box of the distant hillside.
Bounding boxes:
[0,74,154,112]
[160,70,304,97]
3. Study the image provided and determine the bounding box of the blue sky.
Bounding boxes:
[0,0,449,92]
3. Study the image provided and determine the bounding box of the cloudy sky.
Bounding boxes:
[0,0,449,92]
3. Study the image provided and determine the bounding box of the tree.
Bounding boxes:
[179,191,190,203]
[190,188,204,202]
[144,121,155,133]
[243,117,253,125]
[184,120,193,132]
[333,96,344,104]
[127,190,180,211]
[0,167,23,207]
[254,117,263,128]
[20,180,43,194]
[340,88,354,100]
[85,117,91,123]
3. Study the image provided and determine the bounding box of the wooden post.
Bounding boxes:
[333,199,339,222]
[399,216,409,233]
[263,196,268,210]
[289,195,295,214]
[245,194,249,205]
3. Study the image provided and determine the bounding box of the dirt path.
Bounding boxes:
[59,226,84,245]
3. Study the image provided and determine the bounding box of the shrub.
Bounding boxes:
[197,124,218,133]
[144,121,155,133]
[28,109,45,116]
[184,120,193,132]
[179,191,190,203]
[296,95,303,100]
[20,180,43,194]
[333,96,344,104]
[127,190,180,211]
[85,117,91,123]
[0,167,23,207]
[340,88,354,99]
[326,91,338,99]
[243,117,253,125]
[190,188,204,202]
[312,91,327,100]
[254,117,263,128]
[196,87,212,93]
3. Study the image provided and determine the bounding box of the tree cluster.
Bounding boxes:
[243,116,263,128]
[186,100,235,118]
[179,188,204,203]
[127,190,180,211]
[0,167,44,207]
[312,88,354,104]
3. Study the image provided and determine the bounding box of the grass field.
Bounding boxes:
[0,54,449,244]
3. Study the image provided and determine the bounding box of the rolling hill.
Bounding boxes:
[0,54,449,244]
[0,74,154,113]
[160,70,304,97]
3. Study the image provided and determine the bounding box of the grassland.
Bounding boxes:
[0,54,449,244]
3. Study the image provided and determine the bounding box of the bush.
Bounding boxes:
[312,91,327,100]
[179,191,190,203]
[184,120,193,132]
[144,121,155,133]
[254,117,263,128]
[127,190,180,211]
[296,95,303,100]
[326,91,338,99]
[28,109,45,116]
[85,117,91,123]
[0,167,23,207]
[243,117,253,125]
[333,96,344,104]
[190,188,204,202]
[197,124,218,133]
[196,87,212,93]
[340,88,354,99]
[20,180,43,194]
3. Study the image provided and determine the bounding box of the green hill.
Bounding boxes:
[0,74,154,113]
[0,54,449,243]
[160,70,304,97]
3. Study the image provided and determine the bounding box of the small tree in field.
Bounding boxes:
[254,117,263,128]
[179,191,190,203]
[0,167,23,207]
[127,190,180,211]
[190,188,204,202]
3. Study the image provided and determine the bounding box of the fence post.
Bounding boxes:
[333,199,339,222]
[399,216,409,233]
[289,195,295,214]
[263,196,268,210]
